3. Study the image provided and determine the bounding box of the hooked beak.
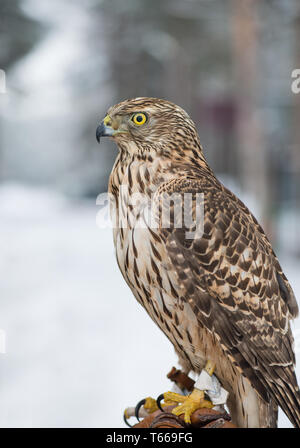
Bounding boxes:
[96,115,115,143]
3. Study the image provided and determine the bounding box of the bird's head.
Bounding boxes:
[96,97,202,157]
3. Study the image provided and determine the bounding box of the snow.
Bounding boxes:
[0,184,299,427]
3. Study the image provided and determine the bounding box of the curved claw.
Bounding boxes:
[156,393,165,412]
[123,410,133,427]
[135,398,146,422]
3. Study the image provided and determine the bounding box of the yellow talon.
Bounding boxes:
[166,389,213,424]
[163,391,188,404]
[144,397,159,414]
[142,396,175,414]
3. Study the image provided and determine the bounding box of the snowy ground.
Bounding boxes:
[0,184,299,427]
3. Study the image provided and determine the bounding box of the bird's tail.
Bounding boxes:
[257,396,278,428]
[268,371,300,428]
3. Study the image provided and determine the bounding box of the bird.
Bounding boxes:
[96,97,300,428]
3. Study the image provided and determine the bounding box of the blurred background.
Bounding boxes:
[0,0,300,428]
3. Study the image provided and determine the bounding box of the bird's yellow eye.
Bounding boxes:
[132,113,147,126]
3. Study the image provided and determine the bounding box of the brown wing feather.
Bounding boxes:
[158,175,300,427]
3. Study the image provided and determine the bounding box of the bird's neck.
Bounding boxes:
[108,140,214,198]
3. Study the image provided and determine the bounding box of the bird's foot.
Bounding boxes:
[142,396,160,414]
[161,388,213,424]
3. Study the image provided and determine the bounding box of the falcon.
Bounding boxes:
[96,97,300,428]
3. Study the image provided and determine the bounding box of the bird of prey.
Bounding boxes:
[96,97,300,428]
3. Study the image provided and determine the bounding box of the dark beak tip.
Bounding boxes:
[96,123,103,143]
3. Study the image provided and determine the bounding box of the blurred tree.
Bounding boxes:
[292,13,300,210]
[231,0,269,226]
[0,0,46,181]
[0,0,45,70]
